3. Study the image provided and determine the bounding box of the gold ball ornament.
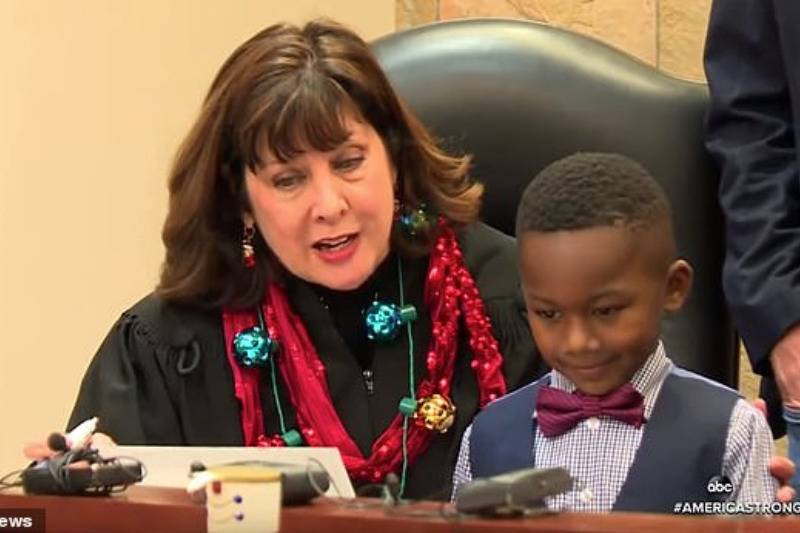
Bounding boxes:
[414,394,456,433]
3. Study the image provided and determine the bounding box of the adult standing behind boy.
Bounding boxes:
[452,153,776,512]
[704,0,800,483]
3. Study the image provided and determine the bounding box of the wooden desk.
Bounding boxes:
[1,486,798,533]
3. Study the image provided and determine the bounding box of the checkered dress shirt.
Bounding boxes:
[451,342,777,511]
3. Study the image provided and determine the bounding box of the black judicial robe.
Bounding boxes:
[69,222,546,499]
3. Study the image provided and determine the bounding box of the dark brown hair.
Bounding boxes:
[157,19,482,308]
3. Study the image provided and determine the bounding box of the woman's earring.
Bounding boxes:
[242,224,256,268]
[395,202,431,237]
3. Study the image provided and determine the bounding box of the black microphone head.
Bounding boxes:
[383,472,401,503]
[46,432,68,452]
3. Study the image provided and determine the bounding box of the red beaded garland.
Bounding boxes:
[222,219,507,483]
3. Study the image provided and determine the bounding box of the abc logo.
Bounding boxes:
[706,475,733,494]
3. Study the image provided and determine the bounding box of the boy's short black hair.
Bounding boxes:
[515,152,671,235]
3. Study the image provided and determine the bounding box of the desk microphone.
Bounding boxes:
[455,467,572,516]
[382,473,402,505]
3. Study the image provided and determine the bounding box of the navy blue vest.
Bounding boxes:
[469,368,741,512]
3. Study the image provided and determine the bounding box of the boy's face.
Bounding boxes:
[519,224,692,396]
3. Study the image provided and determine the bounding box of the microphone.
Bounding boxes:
[382,472,402,505]
[47,417,98,453]
[455,467,572,516]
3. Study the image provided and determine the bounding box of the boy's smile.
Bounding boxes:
[519,224,692,396]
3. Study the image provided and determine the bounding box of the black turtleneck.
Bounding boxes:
[309,253,398,370]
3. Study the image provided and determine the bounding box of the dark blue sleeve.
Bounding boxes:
[704,0,800,374]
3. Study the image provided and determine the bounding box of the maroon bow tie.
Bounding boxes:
[536,383,646,438]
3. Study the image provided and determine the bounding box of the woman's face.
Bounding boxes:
[244,114,396,290]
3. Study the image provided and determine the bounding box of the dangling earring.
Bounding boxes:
[395,201,431,237]
[242,223,256,268]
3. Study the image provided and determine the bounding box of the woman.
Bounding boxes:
[69,19,545,500]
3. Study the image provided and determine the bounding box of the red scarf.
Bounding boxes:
[222,220,507,483]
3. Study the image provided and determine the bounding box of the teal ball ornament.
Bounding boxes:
[365,301,417,342]
[233,326,277,368]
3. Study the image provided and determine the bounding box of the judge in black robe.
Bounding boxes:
[69,222,545,499]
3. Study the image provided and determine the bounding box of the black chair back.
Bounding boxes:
[373,18,737,386]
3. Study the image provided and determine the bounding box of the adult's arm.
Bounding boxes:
[68,308,183,443]
[704,0,800,388]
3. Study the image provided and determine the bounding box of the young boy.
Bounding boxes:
[452,152,776,512]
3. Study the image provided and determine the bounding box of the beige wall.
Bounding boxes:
[398,0,712,81]
[0,0,393,476]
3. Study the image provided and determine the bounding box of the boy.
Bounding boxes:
[452,152,776,512]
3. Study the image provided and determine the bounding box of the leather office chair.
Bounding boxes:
[373,18,738,387]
